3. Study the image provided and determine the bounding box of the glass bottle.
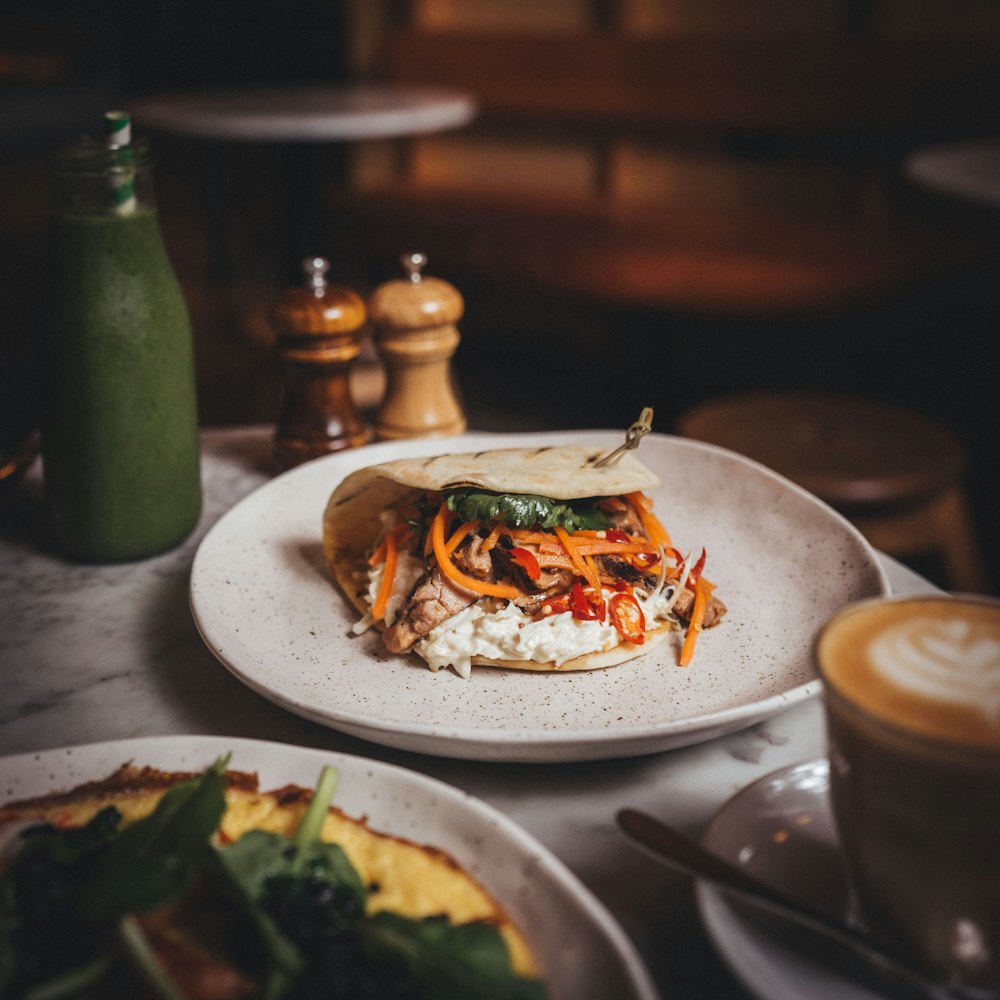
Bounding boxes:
[39,134,202,561]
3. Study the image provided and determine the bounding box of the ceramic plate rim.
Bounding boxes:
[694,757,883,1000]
[0,734,660,1000]
[190,430,889,761]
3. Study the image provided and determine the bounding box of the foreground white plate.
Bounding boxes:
[697,759,882,1000]
[190,430,888,762]
[0,735,659,1000]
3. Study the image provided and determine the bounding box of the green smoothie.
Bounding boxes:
[41,147,202,562]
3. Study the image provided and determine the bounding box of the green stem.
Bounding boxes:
[118,914,186,1000]
[293,765,340,872]
[22,957,110,1000]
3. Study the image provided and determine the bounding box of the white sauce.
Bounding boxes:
[360,548,679,678]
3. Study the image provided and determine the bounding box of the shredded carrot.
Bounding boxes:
[481,523,505,551]
[553,524,588,574]
[371,528,399,621]
[367,539,388,568]
[445,519,479,555]
[625,492,672,549]
[535,553,575,570]
[508,529,557,545]
[431,506,520,600]
[679,577,714,667]
[425,506,453,556]
[573,541,657,557]
[554,525,602,592]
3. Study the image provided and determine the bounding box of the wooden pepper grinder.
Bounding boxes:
[369,252,467,441]
[271,256,369,471]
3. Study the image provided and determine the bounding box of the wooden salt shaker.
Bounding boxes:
[272,256,369,471]
[369,252,467,441]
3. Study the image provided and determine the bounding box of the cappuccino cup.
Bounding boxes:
[815,594,1000,995]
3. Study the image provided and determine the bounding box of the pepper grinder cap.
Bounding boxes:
[271,256,366,337]
[369,253,463,331]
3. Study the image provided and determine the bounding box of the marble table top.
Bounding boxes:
[0,426,939,999]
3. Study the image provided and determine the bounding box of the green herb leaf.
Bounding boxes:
[77,756,228,922]
[215,765,363,998]
[361,911,548,1000]
[445,491,612,532]
[0,758,229,995]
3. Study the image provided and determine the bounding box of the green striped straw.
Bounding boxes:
[104,109,136,214]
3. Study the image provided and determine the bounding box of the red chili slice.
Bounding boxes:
[630,550,661,571]
[606,529,631,544]
[539,581,609,622]
[609,592,646,644]
[540,593,573,617]
[666,547,706,589]
[688,548,707,589]
[510,546,541,581]
[569,581,602,620]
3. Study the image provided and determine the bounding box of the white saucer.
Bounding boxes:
[695,759,888,1000]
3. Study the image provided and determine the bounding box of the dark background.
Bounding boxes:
[1,0,998,591]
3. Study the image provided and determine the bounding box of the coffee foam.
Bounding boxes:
[818,597,1000,748]
[871,617,1000,724]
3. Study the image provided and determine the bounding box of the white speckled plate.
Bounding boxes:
[696,759,882,999]
[0,735,659,1000]
[190,430,889,762]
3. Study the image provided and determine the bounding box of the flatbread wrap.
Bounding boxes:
[323,444,726,678]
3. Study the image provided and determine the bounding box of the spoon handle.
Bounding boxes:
[616,808,959,1000]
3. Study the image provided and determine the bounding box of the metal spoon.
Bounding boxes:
[616,808,968,1000]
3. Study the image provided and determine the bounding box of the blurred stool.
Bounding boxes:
[676,391,990,594]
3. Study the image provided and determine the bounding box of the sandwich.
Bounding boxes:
[0,759,544,998]
[323,444,726,678]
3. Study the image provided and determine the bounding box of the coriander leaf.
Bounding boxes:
[445,491,612,532]
[360,912,548,1000]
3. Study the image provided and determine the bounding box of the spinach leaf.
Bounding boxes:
[361,911,548,1000]
[0,757,229,996]
[445,491,612,532]
[0,807,121,994]
[77,755,228,922]
[215,765,359,999]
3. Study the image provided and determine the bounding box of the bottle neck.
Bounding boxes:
[46,137,157,218]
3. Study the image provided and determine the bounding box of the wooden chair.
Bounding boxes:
[675,391,990,594]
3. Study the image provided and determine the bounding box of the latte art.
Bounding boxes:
[817,595,1000,748]
[870,617,1000,728]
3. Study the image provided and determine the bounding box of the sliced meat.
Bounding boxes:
[383,535,496,653]
[672,585,727,628]
[492,539,573,595]
[604,501,644,536]
[452,533,494,578]
[535,566,574,591]
[511,577,575,616]
[595,554,659,590]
